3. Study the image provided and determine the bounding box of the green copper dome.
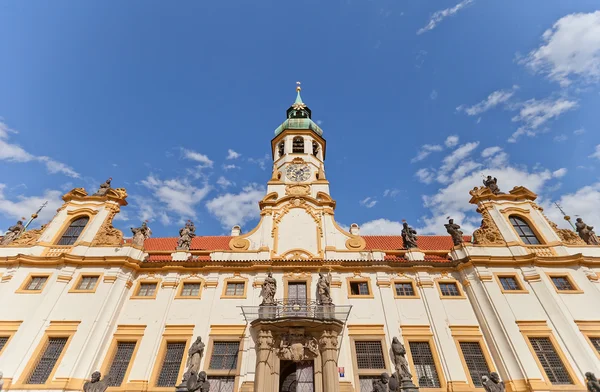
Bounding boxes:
[274,86,323,136]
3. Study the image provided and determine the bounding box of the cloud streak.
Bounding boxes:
[417,0,475,35]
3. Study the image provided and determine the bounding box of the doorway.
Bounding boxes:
[279,360,314,392]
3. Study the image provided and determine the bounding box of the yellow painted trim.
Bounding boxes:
[347,324,385,335]
[402,329,447,391]
[50,212,93,246]
[221,273,249,299]
[100,325,146,389]
[130,278,161,299]
[493,272,529,294]
[545,272,584,294]
[66,208,99,216]
[392,278,420,299]
[504,213,548,246]
[346,275,374,299]
[450,325,496,388]
[68,273,103,293]
[435,278,466,299]
[174,278,204,299]
[574,320,600,360]
[16,272,52,294]
[0,320,23,356]
[203,333,244,391]
[283,271,313,301]
[209,325,247,336]
[150,325,194,390]
[349,333,392,389]
[57,274,73,283]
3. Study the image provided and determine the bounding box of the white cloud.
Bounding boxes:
[481,146,502,158]
[521,11,600,86]
[552,168,567,178]
[412,144,443,163]
[457,86,519,116]
[509,97,578,142]
[358,219,404,235]
[439,142,480,175]
[543,183,600,230]
[553,134,568,143]
[383,189,401,198]
[430,90,438,100]
[417,0,475,35]
[222,164,240,170]
[182,148,214,167]
[0,184,64,224]
[589,145,600,160]
[415,168,434,184]
[444,135,459,148]
[360,197,378,208]
[217,176,233,188]
[140,175,212,218]
[574,128,585,135]
[248,154,270,170]
[226,149,241,160]
[206,183,265,228]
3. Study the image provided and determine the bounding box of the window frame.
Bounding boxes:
[401,325,445,391]
[436,279,465,299]
[69,273,102,294]
[392,279,420,299]
[507,215,544,245]
[347,276,374,299]
[175,279,204,300]
[283,272,312,301]
[546,273,583,294]
[348,325,390,391]
[130,279,161,300]
[54,215,91,246]
[574,321,600,360]
[493,272,529,294]
[100,325,146,390]
[450,325,495,389]
[16,273,51,294]
[150,325,194,390]
[292,136,305,154]
[0,320,23,356]
[203,325,246,392]
[221,276,249,299]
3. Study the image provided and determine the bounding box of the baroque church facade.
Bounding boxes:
[1,87,600,392]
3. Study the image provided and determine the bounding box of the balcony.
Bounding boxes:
[240,299,352,323]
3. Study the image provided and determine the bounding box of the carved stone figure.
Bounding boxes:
[260,272,277,306]
[483,176,502,195]
[402,222,418,249]
[473,209,504,245]
[131,222,152,247]
[93,178,112,196]
[317,271,332,305]
[278,330,319,361]
[391,337,412,380]
[482,372,505,392]
[180,337,205,386]
[12,224,46,246]
[445,219,464,246]
[186,371,210,392]
[586,372,600,392]
[372,373,390,392]
[83,371,108,392]
[0,220,25,245]
[177,221,196,251]
[576,218,600,245]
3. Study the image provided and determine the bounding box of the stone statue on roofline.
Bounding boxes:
[83,371,108,392]
[483,176,503,195]
[445,218,464,246]
[93,178,112,197]
[1,220,25,245]
[131,221,152,247]
[177,220,196,251]
[575,218,600,245]
[482,373,505,392]
[402,222,418,249]
[586,372,600,392]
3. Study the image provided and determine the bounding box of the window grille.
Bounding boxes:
[137,283,157,297]
[355,341,385,369]
[156,342,186,387]
[288,282,307,301]
[439,283,460,297]
[26,337,68,384]
[528,337,572,384]
[181,283,201,297]
[409,341,441,388]
[208,376,235,392]
[358,376,380,392]
[499,277,521,291]
[590,337,600,354]
[77,276,99,290]
[459,341,490,387]
[509,216,540,245]
[550,277,574,291]
[0,336,8,352]
[26,276,48,291]
[225,282,245,296]
[57,217,89,245]
[209,342,239,370]
[107,341,137,386]
[350,282,370,296]
[292,137,304,153]
[395,282,415,296]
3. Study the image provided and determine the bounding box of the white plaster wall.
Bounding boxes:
[276,210,319,256]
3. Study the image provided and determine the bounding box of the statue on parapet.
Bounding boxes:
[131,221,152,247]
[93,178,112,197]
[586,372,600,392]
[260,272,277,306]
[391,337,412,380]
[177,220,196,251]
[0,220,25,245]
[177,337,205,391]
[186,371,210,392]
[402,222,418,249]
[444,219,464,246]
[83,371,108,392]
[482,373,505,392]
[373,373,391,392]
[483,176,502,195]
[576,218,600,245]
[317,270,332,305]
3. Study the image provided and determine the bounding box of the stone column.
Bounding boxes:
[319,329,340,392]
[254,329,274,392]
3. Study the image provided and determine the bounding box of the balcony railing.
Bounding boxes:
[240,299,352,323]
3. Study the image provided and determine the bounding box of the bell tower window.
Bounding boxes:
[509,216,541,245]
[292,137,304,154]
[312,141,320,157]
[278,142,285,158]
[57,216,89,245]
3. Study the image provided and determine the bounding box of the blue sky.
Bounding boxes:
[1,0,600,238]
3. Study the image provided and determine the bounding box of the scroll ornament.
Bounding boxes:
[472,209,504,245]
[92,211,123,246]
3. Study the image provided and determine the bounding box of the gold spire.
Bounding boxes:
[296,81,301,92]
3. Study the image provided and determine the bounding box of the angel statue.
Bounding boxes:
[483,176,502,195]
[0,220,25,245]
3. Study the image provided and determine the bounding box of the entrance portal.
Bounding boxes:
[279,360,314,392]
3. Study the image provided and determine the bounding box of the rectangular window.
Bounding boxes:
[107,341,137,387]
[355,341,385,369]
[409,341,441,388]
[459,341,490,387]
[528,337,572,385]
[225,282,245,297]
[499,277,521,291]
[358,376,379,392]
[156,342,186,387]
[208,376,235,392]
[180,283,201,297]
[550,277,575,291]
[76,276,99,291]
[137,283,157,297]
[350,282,370,296]
[26,276,48,291]
[26,337,68,384]
[439,282,460,297]
[590,337,600,354]
[395,282,415,297]
[0,336,9,353]
[209,341,240,370]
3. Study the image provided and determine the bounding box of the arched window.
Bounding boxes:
[278,141,285,158]
[292,137,304,153]
[57,216,89,245]
[312,141,320,157]
[509,216,540,245]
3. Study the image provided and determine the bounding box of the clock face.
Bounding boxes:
[286,164,311,182]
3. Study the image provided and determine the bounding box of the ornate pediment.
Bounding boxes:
[469,185,537,205]
[472,208,504,246]
[61,187,128,206]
